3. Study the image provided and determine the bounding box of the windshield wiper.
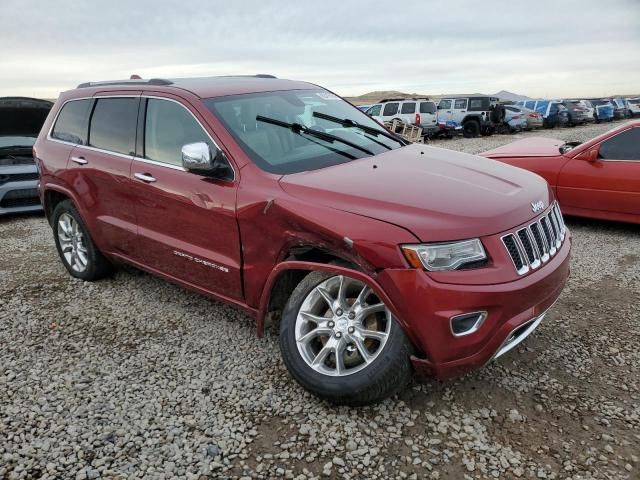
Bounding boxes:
[256,115,374,156]
[312,111,408,146]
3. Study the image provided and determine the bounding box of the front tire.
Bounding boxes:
[279,272,412,406]
[52,200,113,281]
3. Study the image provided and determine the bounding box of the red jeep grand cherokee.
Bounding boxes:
[34,76,570,405]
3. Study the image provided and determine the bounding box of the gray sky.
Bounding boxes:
[1,0,638,99]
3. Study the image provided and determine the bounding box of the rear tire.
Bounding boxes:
[462,120,480,138]
[279,271,412,406]
[52,200,113,281]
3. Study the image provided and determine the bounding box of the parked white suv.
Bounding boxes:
[436,96,504,137]
[625,98,640,117]
[366,98,438,135]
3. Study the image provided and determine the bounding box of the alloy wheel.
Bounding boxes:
[57,213,89,273]
[294,275,391,376]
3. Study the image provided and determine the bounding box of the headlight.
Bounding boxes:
[401,239,487,271]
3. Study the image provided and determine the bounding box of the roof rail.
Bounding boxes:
[76,78,173,88]
[379,97,431,103]
[254,74,277,78]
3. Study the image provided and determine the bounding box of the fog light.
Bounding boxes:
[450,311,487,337]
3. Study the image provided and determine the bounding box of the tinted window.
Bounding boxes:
[89,98,138,155]
[599,128,640,161]
[420,102,436,114]
[401,102,416,114]
[468,98,488,110]
[367,104,382,116]
[525,101,536,109]
[454,99,468,109]
[51,99,91,145]
[382,102,399,116]
[144,99,216,167]
[439,99,452,109]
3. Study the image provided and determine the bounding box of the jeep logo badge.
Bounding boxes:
[531,200,545,213]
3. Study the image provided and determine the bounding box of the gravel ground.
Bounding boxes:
[1,120,639,480]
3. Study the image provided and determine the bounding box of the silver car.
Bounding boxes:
[0,97,52,215]
[504,105,543,131]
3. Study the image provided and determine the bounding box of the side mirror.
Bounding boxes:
[182,142,232,179]
[584,146,600,162]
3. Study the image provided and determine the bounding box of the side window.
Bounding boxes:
[599,128,640,161]
[454,99,468,109]
[420,102,436,114]
[382,102,399,116]
[401,102,416,114]
[367,104,382,116]
[468,99,484,110]
[439,99,452,110]
[525,101,536,109]
[89,98,138,155]
[144,98,215,167]
[51,99,91,145]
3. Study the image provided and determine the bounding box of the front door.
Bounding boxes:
[130,96,243,301]
[437,99,454,125]
[557,127,640,216]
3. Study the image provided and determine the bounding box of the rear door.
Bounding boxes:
[419,101,437,128]
[65,95,139,256]
[437,99,453,124]
[130,95,242,300]
[558,127,640,216]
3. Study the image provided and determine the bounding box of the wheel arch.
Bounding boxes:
[257,260,407,339]
[42,185,79,226]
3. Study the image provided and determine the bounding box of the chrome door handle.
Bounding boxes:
[71,156,88,165]
[134,172,157,183]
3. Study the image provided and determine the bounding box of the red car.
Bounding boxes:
[34,76,571,405]
[482,121,640,224]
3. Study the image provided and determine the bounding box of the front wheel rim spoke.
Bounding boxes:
[358,303,385,318]
[334,343,346,374]
[299,311,329,325]
[315,286,336,313]
[297,327,332,344]
[354,336,372,362]
[358,328,386,342]
[312,342,334,367]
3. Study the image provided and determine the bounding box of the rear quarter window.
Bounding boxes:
[401,102,416,114]
[51,99,92,145]
[382,103,399,116]
[419,102,436,114]
[88,98,139,155]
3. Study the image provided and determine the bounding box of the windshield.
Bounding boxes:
[0,135,37,149]
[205,89,403,174]
[629,99,640,104]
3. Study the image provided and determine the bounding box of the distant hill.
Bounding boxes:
[344,90,431,106]
[491,90,532,102]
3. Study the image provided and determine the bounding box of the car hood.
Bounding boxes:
[482,137,564,158]
[0,97,53,139]
[279,144,552,242]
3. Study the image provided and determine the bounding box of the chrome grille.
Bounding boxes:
[502,202,566,275]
